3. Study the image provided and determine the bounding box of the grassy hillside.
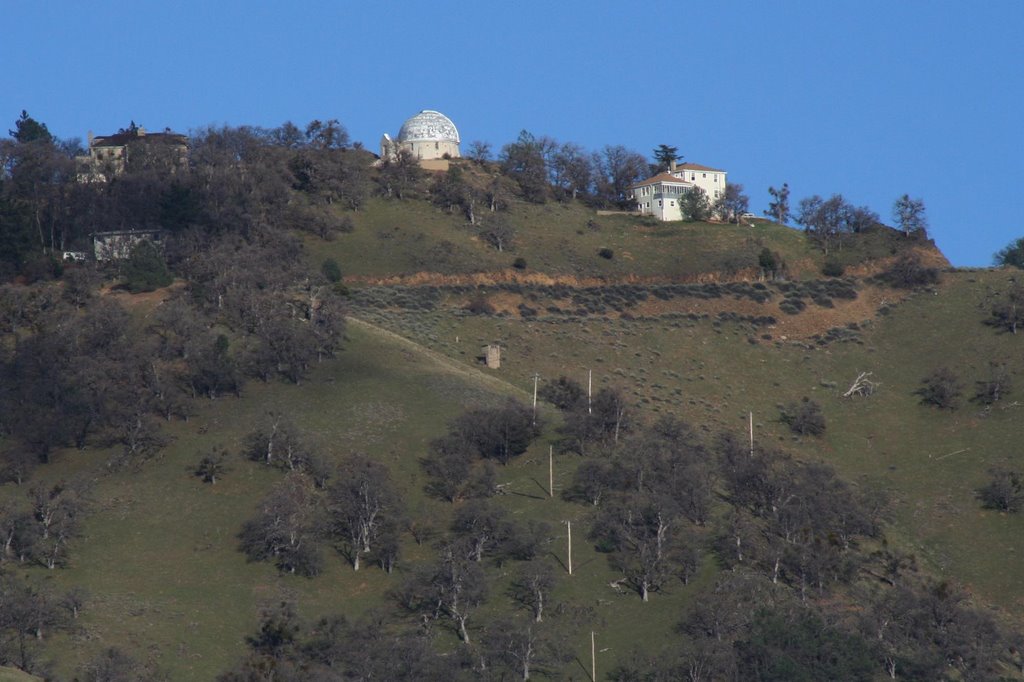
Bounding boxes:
[303,193,928,283]
[2,185,1012,679]
[349,267,1024,611]
[10,320,716,679]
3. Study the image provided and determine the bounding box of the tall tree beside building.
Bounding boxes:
[651,144,680,173]
[715,183,750,223]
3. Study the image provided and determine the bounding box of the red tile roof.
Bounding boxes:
[630,172,695,189]
[675,162,725,173]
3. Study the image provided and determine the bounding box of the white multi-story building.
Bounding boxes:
[669,162,727,205]
[629,172,694,221]
[629,160,728,221]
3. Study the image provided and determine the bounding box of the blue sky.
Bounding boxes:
[4,0,1022,266]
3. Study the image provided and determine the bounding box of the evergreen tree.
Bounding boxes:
[122,240,172,293]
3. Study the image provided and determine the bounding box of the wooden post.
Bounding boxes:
[587,369,593,415]
[749,411,754,457]
[532,373,539,425]
[549,445,554,498]
[567,520,573,575]
[591,631,596,682]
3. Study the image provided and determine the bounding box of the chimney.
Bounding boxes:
[669,159,677,172]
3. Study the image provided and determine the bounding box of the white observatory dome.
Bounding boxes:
[397,110,460,144]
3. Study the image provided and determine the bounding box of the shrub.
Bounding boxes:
[338,215,355,233]
[811,294,834,308]
[779,296,806,315]
[880,252,939,289]
[978,468,1024,512]
[464,295,495,315]
[822,259,845,277]
[779,398,826,436]
[917,367,963,409]
[123,240,172,293]
[321,258,342,283]
[598,247,614,260]
[512,257,527,270]
[758,248,785,278]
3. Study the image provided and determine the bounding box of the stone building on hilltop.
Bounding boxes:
[380,109,460,170]
[76,124,188,182]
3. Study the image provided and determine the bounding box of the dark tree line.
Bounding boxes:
[0,112,350,484]
[0,570,83,675]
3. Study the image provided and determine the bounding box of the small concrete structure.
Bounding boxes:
[93,229,162,261]
[483,344,501,369]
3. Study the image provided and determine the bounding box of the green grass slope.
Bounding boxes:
[304,195,924,283]
[0,667,42,682]
[348,268,1024,613]
[14,319,708,679]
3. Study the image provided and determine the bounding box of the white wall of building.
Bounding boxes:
[671,164,727,205]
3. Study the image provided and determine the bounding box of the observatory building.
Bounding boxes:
[381,110,461,168]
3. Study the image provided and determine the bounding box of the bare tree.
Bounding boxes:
[714,183,750,223]
[511,563,556,623]
[377,147,422,200]
[29,480,89,569]
[974,361,1012,404]
[451,499,509,562]
[765,183,791,224]
[479,215,517,252]
[893,194,928,238]
[238,472,324,576]
[482,617,566,681]
[328,455,402,571]
[550,142,593,201]
[398,543,487,644]
[796,194,847,255]
[195,446,229,484]
[987,281,1024,334]
[467,140,492,163]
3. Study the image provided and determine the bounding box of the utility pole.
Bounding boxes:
[749,411,754,457]
[567,520,573,575]
[549,445,554,498]
[591,631,596,682]
[587,369,593,415]
[532,373,540,425]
